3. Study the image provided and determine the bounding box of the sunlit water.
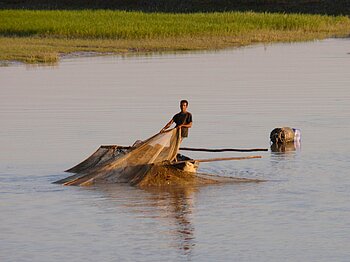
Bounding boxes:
[1,38,350,261]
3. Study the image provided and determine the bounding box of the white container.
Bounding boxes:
[292,128,301,143]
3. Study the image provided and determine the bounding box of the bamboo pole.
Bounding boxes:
[100,145,268,152]
[174,155,262,164]
[179,147,268,152]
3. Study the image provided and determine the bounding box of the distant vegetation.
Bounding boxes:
[0,10,349,64]
[2,10,349,39]
[0,0,349,15]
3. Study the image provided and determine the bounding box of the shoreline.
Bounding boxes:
[1,10,349,65]
[1,34,349,66]
[1,36,349,67]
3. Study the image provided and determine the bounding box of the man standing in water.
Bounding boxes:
[161,100,193,139]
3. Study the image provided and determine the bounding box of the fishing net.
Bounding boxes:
[64,146,129,174]
[55,128,264,187]
[55,128,182,186]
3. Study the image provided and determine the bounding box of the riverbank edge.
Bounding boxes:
[1,10,350,65]
[1,31,350,66]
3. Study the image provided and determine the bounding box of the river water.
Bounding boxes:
[1,38,349,261]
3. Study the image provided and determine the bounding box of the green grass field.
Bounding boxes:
[1,10,349,63]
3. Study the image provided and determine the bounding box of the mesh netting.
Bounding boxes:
[55,128,265,187]
[55,128,181,186]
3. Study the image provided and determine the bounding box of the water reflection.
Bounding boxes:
[93,184,197,258]
[270,141,300,153]
[270,141,301,164]
[146,186,196,257]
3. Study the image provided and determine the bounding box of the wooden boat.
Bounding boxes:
[55,126,266,187]
[56,138,264,187]
[173,153,199,173]
[65,144,264,175]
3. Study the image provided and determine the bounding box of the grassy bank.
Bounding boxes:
[1,10,349,64]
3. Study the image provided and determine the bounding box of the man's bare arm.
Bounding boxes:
[177,122,192,129]
[160,119,174,132]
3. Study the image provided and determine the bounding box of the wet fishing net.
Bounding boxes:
[55,129,182,186]
[55,128,264,187]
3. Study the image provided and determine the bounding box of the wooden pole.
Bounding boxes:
[179,147,268,152]
[100,145,268,152]
[174,155,262,164]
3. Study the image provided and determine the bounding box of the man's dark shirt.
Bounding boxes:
[173,112,192,138]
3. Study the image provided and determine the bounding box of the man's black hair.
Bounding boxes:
[180,100,188,105]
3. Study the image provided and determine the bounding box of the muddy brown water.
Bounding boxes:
[1,38,350,261]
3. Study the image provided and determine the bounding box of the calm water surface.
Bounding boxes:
[1,38,350,261]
